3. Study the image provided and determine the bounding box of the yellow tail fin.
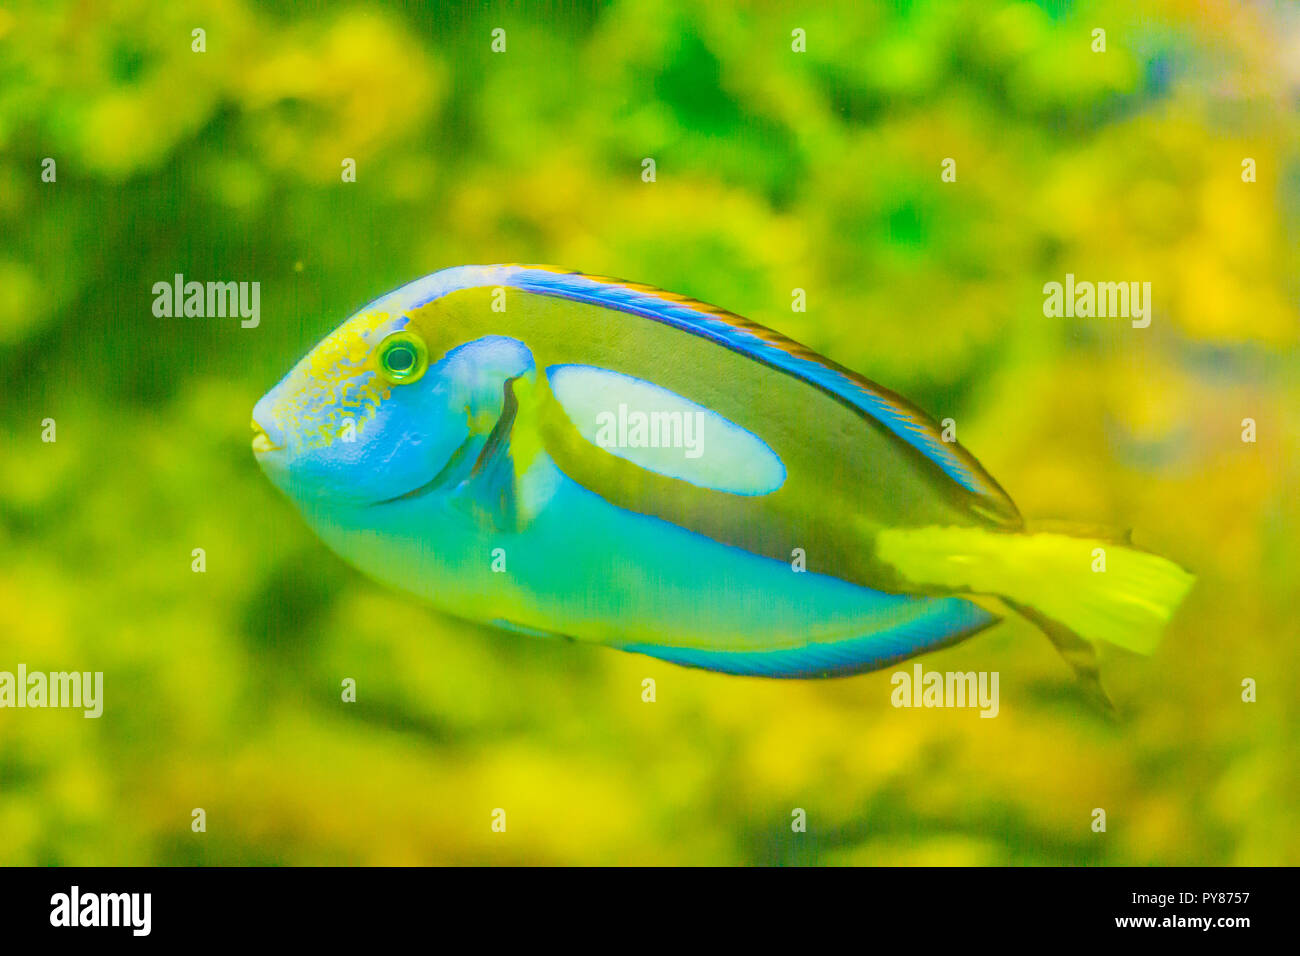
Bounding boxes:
[876,527,1195,655]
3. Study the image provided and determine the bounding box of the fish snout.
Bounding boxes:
[251,418,283,454]
[251,394,288,456]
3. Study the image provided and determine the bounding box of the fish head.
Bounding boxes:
[252,303,473,507]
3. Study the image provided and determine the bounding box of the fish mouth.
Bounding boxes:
[251,419,283,454]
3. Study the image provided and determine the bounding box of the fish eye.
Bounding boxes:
[376,331,429,384]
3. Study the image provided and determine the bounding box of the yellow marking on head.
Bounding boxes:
[270,310,398,450]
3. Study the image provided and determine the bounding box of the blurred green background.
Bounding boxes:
[1,0,1297,865]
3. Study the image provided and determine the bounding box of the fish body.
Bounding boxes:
[296,454,991,675]
[253,265,1193,686]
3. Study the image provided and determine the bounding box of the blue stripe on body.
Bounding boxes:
[618,597,995,678]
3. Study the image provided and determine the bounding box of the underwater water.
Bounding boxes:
[0,0,1296,866]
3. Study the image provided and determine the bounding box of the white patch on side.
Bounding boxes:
[547,364,786,495]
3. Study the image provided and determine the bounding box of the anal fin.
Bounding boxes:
[1004,599,1117,718]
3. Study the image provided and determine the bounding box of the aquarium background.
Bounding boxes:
[1,0,1296,865]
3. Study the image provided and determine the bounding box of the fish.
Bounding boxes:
[251,264,1194,702]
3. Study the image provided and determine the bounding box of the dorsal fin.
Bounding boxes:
[387,264,1021,526]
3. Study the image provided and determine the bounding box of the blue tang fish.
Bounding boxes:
[252,265,1193,700]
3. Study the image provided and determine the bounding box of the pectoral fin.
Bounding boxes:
[451,373,552,533]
